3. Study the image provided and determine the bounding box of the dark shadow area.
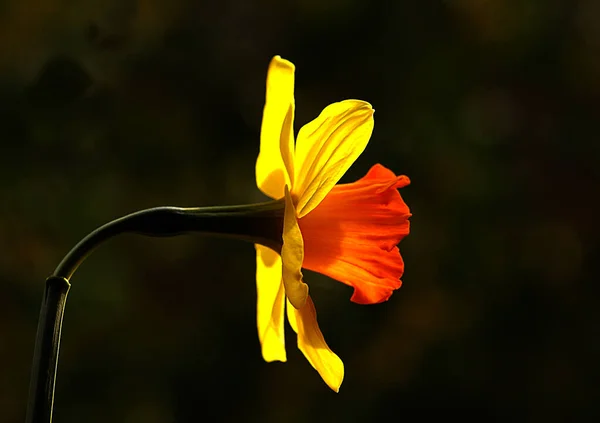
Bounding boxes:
[1,0,599,422]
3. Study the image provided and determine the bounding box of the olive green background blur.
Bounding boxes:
[2,0,599,422]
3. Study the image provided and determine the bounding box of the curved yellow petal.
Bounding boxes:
[292,100,374,217]
[255,244,287,362]
[281,185,309,309]
[256,56,296,199]
[287,296,344,392]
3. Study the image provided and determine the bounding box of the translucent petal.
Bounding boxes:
[281,186,309,309]
[287,297,344,392]
[255,244,287,362]
[292,100,374,217]
[300,164,411,304]
[256,56,296,199]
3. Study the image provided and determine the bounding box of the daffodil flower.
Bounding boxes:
[255,56,411,392]
[26,55,410,423]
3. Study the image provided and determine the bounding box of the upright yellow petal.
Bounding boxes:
[255,244,287,362]
[281,186,309,309]
[256,56,296,199]
[287,297,344,392]
[292,100,374,217]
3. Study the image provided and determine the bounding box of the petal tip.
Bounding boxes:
[326,367,344,393]
[270,55,295,72]
[262,352,287,363]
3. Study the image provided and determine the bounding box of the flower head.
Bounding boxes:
[255,56,411,391]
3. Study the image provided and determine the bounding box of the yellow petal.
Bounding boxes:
[281,185,309,309]
[256,56,296,199]
[287,296,344,392]
[255,244,287,362]
[292,100,374,217]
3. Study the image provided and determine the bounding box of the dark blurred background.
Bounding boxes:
[2,0,599,422]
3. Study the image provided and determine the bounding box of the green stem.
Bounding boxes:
[26,200,284,423]
[26,276,70,423]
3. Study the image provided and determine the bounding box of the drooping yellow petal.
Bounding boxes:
[255,244,287,362]
[287,296,344,392]
[281,185,308,309]
[292,100,374,217]
[256,56,296,199]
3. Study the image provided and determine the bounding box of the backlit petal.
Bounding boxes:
[256,56,296,199]
[255,244,287,362]
[287,296,344,392]
[300,164,411,304]
[281,186,309,309]
[292,100,374,217]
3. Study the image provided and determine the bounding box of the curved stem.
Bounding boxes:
[26,200,284,423]
[54,201,284,280]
